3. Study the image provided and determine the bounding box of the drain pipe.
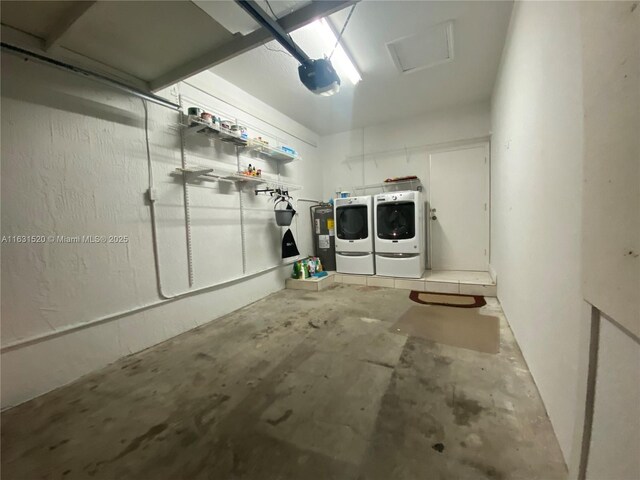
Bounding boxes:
[1,43,181,111]
[142,99,173,299]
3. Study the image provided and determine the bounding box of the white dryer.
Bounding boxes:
[334,195,375,275]
[374,190,425,278]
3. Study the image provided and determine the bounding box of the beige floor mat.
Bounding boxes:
[392,305,500,354]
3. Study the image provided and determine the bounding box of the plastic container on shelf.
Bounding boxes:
[201,112,213,125]
[281,145,296,156]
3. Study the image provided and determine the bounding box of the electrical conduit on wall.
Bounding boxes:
[1,85,309,354]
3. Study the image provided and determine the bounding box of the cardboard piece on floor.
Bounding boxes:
[392,305,500,354]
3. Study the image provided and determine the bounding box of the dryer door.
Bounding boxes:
[375,201,419,253]
[335,205,372,252]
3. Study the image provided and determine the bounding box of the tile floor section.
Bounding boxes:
[288,270,497,296]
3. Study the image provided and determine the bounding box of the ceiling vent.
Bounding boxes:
[387,21,454,74]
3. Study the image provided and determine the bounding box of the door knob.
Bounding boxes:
[431,215,437,220]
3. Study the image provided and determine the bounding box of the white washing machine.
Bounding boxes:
[374,190,425,278]
[334,195,375,275]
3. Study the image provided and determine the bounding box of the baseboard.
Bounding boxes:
[488,264,498,284]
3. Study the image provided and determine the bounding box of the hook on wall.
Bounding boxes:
[255,187,293,201]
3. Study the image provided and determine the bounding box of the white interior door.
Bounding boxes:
[429,145,489,271]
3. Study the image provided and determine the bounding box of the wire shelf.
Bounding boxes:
[175,166,302,191]
[182,118,248,146]
[248,141,301,162]
[352,178,423,193]
[181,121,299,161]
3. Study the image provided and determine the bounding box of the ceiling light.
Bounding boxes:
[235,0,359,96]
[312,18,361,85]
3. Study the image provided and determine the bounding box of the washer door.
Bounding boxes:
[336,205,369,240]
[376,202,415,240]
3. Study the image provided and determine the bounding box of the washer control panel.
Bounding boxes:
[376,191,416,202]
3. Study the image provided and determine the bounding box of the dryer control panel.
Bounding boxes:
[377,191,418,203]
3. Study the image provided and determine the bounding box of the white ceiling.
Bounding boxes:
[193,0,311,35]
[211,0,514,135]
[1,0,235,81]
[0,0,341,90]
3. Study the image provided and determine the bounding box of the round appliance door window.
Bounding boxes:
[337,205,368,240]
[377,202,416,239]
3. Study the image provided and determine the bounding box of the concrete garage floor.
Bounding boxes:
[1,284,567,480]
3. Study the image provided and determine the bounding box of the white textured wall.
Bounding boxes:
[587,316,640,480]
[580,2,640,479]
[319,101,491,200]
[490,0,585,462]
[492,1,640,474]
[580,0,639,336]
[0,53,321,408]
